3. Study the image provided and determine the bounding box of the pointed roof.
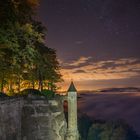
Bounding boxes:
[68,81,77,92]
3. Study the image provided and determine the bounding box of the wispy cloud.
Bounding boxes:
[66,56,92,66]
[60,57,140,81]
[75,41,84,45]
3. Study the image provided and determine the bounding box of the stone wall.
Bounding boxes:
[0,98,24,140]
[21,95,67,140]
[0,95,67,140]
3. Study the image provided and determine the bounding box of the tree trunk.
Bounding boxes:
[48,82,50,90]
[9,80,13,94]
[0,73,5,92]
[38,80,43,91]
[17,77,21,93]
[1,78,4,92]
[31,75,35,89]
[38,71,43,91]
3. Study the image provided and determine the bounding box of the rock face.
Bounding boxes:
[0,95,67,140]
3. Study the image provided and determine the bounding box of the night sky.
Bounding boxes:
[38,0,140,91]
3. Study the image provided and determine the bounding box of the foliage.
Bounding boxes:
[0,0,62,95]
[78,114,140,140]
[0,0,40,25]
[0,92,8,97]
[20,88,56,99]
[21,88,42,95]
[41,89,55,99]
[78,113,93,140]
[87,120,140,140]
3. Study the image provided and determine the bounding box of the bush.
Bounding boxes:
[0,92,8,97]
[41,89,55,99]
[21,89,42,95]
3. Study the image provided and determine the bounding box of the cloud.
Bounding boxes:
[58,59,63,65]
[66,56,92,66]
[60,57,140,81]
[73,70,86,73]
[114,58,138,65]
[75,41,84,45]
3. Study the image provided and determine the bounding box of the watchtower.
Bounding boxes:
[66,81,79,140]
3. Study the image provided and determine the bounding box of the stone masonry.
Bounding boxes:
[0,94,67,140]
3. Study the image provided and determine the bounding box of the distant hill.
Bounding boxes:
[100,87,140,93]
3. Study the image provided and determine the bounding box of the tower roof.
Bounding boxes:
[68,81,77,92]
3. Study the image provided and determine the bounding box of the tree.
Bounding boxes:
[0,0,62,94]
[78,113,93,140]
[87,120,140,140]
[0,0,39,25]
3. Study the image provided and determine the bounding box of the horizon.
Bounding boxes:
[57,82,140,93]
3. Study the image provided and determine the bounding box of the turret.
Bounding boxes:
[66,81,79,140]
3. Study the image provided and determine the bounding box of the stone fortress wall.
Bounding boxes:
[0,97,23,140]
[0,95,67,140]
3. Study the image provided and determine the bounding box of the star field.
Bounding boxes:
[38,0,140,90]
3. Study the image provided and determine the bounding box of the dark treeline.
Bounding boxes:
[0,0,62,95]
[78,113,140,140]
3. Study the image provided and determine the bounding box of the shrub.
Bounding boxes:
[21,89,42,95]
[41,89,55,99]
[0,92,8,97]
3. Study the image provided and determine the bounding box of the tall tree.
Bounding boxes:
[0,0,39,25]
[0,0,62,94]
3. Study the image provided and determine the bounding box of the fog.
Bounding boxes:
[78,92,140,135]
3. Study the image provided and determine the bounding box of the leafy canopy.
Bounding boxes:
[0,0,62,95]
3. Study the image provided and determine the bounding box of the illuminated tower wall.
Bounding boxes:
[66,82,79,140]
